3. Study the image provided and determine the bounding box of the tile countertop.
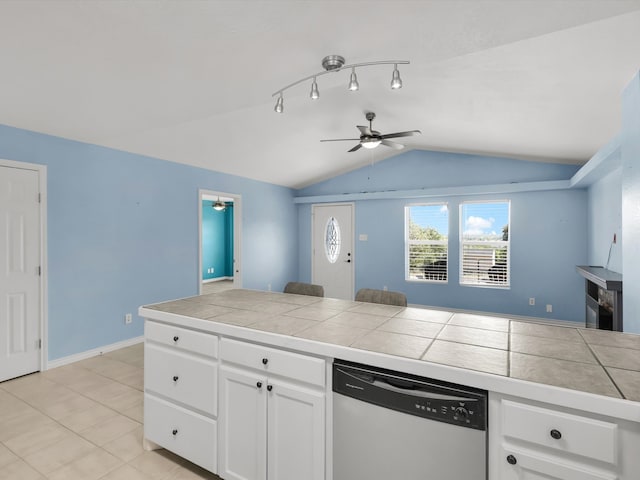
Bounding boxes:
[140,289,640,421]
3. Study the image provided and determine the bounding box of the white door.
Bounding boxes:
[312,203,354,300]
[0,166,41,382]
[218,365,267,480]
[267,379,325,480]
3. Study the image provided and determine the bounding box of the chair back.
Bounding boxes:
[355,288,407,306]
[283,282,325,297]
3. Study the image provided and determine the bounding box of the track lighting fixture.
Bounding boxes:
[391,64,402,89]
[272,55,409,113]
[310,77,319,100]
[348,67,359,91]
[274,93,283,113]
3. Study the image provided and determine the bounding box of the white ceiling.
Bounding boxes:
[1,1,639,189]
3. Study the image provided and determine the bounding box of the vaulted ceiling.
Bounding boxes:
[1,1,639,188]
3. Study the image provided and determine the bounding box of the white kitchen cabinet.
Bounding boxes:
[489,393,640,480]
[218,338,326,480]
[144,320,219,474]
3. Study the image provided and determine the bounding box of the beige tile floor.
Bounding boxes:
[0,344,221,480]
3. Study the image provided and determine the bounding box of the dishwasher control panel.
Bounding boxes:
[333,360,487,430]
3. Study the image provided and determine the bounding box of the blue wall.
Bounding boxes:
[202,201,234,280]
[587,168,622,273]
[621,72,640,333]
[0,124,297,361]
[297,151,587,322]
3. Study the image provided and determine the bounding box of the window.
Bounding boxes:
[460,201,510,287]
[406,203,449,282]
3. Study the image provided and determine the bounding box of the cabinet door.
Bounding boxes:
[219,365,267,480]
[499,447,617,480]
[267,378,325,480]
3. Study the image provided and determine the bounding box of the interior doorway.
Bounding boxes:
[198,189,242,294]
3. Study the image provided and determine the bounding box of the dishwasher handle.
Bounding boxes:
[372,378,477,402]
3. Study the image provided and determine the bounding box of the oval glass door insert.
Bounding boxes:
[324,216,341,263]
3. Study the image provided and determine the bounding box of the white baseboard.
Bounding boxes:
[203,276,233,284]
[45,336,144,370]
[406,303,581,327]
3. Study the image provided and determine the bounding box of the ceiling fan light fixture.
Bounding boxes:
[310,77,319,100]
[361,138,381,149]
[274,93,283,113]
[391,64,402,89]
[213,196,226,211]
[348,67,359,91]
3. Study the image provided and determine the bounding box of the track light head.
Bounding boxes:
[391,64,402,89]
[348,67,359,91]
[274,94,283,113]
[310,78,319,100]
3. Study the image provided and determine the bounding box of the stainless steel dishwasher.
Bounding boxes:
[333,360,487,480]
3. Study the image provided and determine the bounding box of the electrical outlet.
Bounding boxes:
[383,286,388,291]
[267,283,271,291]
[529,298,535,306]
[125,313,133,324]
[546,304,553,313]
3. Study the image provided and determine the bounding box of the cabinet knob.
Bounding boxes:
[550,429,562,440]
[256,381,263,389]
[173,336,179,342]
[172,429,178,436]
[267,385,273,392]
[173,376,179,382]
[506,455,517,465]
[262,358,269,365]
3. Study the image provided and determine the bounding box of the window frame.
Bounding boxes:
[405,202,449,283]
[459,199,511,289]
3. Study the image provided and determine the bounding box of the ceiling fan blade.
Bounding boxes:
[381,139,404,150]
[348,143,363,152]
[357,125,372,136]
[320,138,360,142]
[380,130,422,139]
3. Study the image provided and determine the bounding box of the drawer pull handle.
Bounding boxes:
[173,336,179,342]
[172,429,178,436]
[506,455,517,465]
[173,376,179,382]
[256,381,263,389]
[262,358,269,365]
[267,385,273,392]
[550,429,562,440]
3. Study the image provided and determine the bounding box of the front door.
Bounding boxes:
[0,165,42,382]
[312,203,354,300]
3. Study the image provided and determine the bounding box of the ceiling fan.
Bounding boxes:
[320,112,421,152]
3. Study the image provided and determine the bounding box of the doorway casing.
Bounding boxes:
[198,189,242,293]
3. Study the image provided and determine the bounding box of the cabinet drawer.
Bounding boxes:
[499,445,617,480]
[220,338,325,387]
[145,343,217,416]
[502,400,618,465]
[144,394,217,474]
[146,320,218,358]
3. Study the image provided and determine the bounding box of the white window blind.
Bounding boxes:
[460,201,510,287]
[406,204,448,282]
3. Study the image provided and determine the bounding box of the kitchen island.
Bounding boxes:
[140,289,640,480]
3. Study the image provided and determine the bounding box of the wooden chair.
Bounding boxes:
[355,288,407,307]
[283,281,325,297]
